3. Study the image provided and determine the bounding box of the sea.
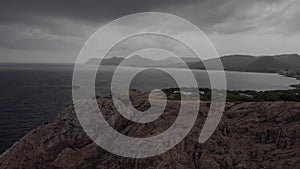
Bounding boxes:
[0,63,299,154]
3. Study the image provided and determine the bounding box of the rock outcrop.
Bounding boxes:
[0,96,300,168]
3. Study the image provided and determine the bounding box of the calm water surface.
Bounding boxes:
[0,63,299,154]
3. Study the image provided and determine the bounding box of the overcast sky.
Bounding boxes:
[0,0,299,63]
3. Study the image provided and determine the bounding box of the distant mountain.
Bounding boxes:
[179,55,256,70]
[85,55,180,67]
[101,57,124,65]
[85,58,101,65]
[159,57,183,64]
[185,61,205,69]
[204,55,257,70]
[242,56,293,73]
[186,54,300,72]
[271,54,300,67]
[85,56,124,65]
[85,53,300,73]
[122,55,157,67]
[181,57,202,63]
[167,60,204,69]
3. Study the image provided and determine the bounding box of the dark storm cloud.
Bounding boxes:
[0,0,198,53]
[1,0,298,35]
[0,0,195,24]
[0,0,299,62]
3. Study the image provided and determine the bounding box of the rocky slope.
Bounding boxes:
[0,96,300,168]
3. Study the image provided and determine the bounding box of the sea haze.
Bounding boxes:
[0,63,299,154]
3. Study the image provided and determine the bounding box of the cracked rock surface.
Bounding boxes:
[0,95,300,169]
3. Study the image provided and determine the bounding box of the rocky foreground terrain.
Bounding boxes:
[0,94,300,168]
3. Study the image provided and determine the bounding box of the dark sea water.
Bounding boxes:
[0,64,74,154]
[0,63,299,154]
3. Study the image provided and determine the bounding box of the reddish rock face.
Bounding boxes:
[0,97,300,169]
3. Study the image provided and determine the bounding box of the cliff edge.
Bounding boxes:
[0,97,299,169]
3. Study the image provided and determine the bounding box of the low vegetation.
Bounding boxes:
[162,87,300,102]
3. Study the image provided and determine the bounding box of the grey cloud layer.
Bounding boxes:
[0,0,299,62]
[0,0,192,23]
[2,0,298,34]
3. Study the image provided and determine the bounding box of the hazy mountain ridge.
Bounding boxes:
[86,55,181,67]
[203,55,257,70]
[272,54,300,66]
[186,54,300,72]
[85,56,124,65]
[242,56,293,73]
[85,53,300,73]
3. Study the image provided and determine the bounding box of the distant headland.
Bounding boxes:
[85,54,300,79]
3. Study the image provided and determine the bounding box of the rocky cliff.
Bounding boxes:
[0,96,299,168]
